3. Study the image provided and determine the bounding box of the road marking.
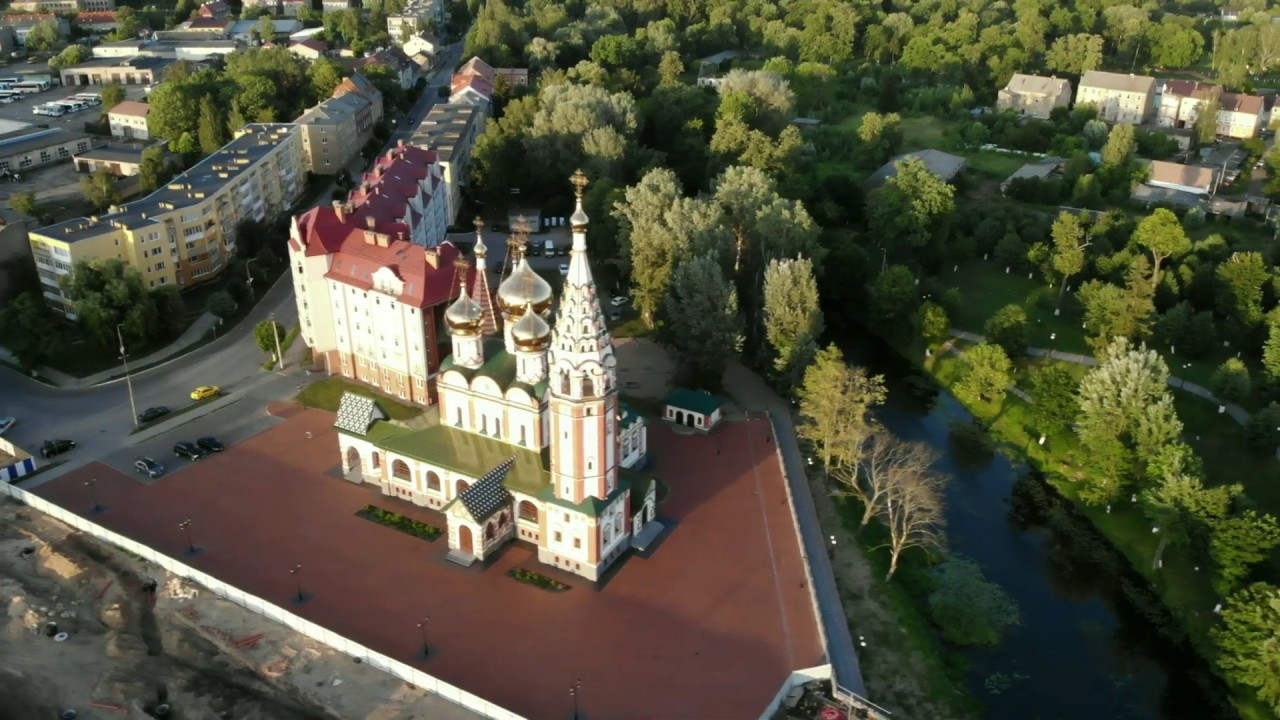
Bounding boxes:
[745,421,795,668]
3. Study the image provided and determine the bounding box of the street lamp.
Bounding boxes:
[570,678,582,720]
[117,323,138,427]
[179,518,197,555]
[245,257,259,301]
[1048,332,1057,360]
[417,617,430,657]
[84,478,103,514]
[270,311,285,370]
[290,564,304,603]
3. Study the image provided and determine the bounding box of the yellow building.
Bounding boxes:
[29,124,306,316]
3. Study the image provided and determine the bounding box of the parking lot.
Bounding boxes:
[0,64,148,129]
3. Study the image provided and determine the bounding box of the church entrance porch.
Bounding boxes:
[447,525,477,567]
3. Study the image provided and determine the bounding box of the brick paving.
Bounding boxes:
[33,405,822,720]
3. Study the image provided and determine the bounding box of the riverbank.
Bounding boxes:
[912,336,1265,719]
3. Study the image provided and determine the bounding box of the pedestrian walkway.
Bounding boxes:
[721,361,871,702]
[948,329,1252,427]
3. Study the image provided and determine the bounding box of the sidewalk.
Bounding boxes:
[30,313,220,389]
[948,329,1252,426]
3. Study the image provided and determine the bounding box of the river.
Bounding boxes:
[840,329,1234,720]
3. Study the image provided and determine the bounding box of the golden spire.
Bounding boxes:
[571,169,589,199]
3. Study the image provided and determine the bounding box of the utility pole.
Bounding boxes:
[271,311,285,370]
[117,323,138,426]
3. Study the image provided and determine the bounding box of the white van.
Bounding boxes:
[544,239,556,257]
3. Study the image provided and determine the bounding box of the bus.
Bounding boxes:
[13,80,51,94]
[33,103,66,116]
[70,93,101,106]
[54,100,86,113]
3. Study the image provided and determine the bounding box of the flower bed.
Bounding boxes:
[355,505,442,542]
[506,567,571,592]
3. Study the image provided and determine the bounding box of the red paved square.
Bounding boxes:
[32,406,823,719]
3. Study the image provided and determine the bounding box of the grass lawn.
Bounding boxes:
[295,378,423,421]
[942,261,1094,356]
[957,151,1029,179]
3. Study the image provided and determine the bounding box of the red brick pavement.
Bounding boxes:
[33,407,822,720]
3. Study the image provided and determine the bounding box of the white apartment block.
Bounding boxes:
[1075,70,1156,124]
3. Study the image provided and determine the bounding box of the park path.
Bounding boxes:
[947,329,1253,427]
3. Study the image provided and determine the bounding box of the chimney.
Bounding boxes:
[365,215,377,230]
[332,200,345,223]
[376,233,389,248]
[396,230,406,242]
[363,230,376,245]
[397,139,405,148]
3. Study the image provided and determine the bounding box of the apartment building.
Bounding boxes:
[386,0,444,40]
[349,143,449,247]
[410,101,486,225]
[107,100,150,140]
[28,124,306,316]
[288,188,458,404]
[9,0,114,12]
[359,47,416,89]
[1075,70,1157,124]
[997,74,1072,119]
[1157,80,1266,139]
[73,11,119,34]
[295,92,374,175]
[4,14,70,45]
[332,73,385,127]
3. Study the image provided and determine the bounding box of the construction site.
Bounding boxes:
[0,497,483,720]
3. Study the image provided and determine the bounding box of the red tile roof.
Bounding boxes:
[451,73,493,99]
[1221,91,1265,115]
[291,38,327,53]
[1162,79,1210,98]
[456,56,494,82]
[293,207,462,308]
[73,11,117,23]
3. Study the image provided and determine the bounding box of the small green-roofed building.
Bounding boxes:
[662,388,726,432]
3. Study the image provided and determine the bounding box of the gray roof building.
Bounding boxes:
[866,149,967,190]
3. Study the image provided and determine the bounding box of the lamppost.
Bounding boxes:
[1179,362,1192,388]
[417,617,430,657]
[179,518,197,555]
[570,678,582,720]
[270,311,285,370]
[245,257,259,301]
[116,323,138,427]
[84,478,103,514]
[1048,332,1057,361]
[290,564,304,603]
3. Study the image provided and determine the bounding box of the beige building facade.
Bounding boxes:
[107,100,150,140]
[410,102,486,225]
[1075,70,1156,124]
[29,124,305,316]
[295,93,374,175]
[997,74,1072,119]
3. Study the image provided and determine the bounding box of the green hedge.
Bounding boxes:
[355,505,442,541]
[507,567,570,592]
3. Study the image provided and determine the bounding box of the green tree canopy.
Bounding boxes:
[762,256,823,391]
[662,254,741,389]
[955,343,1013,407]
[63,258,159,350]
[928,557,1020,646]
[1212,582,1280,714]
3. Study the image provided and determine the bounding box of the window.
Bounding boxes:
[573,538,581,549]
[554,531,562,542]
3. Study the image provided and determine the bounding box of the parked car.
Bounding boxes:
[190,385,220,401]
[608,310,621,321]
[137,406,170,423]
[0,416,14,435]
[135,457,164,478]
[196,436,224,453]
[173,441,207,461]
[559,263,569,276]
[40,439,75,458]
[610,296,629,306]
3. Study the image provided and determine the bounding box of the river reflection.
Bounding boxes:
[842,335,1233,720]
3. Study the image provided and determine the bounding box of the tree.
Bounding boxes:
[878,457,947,581]
[716,69,795,134]
[657,51,683,87]
[928,557,1020,646]
[0,292,64,370]
[81,169,120,210]
[49,44,92,70]
[1133,209,1191,291]
[1248,402,1280,451]
[984,304,1029,358]
[762,257,823,391]
[955,343,1012,407]
[107,6,142,41]
[1211,512,1280,594]
[256,14,276,42]
[869,157,956,258]
[1141,474,1238,570]
[1077,278,1153,349]
[254,319,284,357]
[1148,21,1205,69]
[1029,365,1079,435]
[918,301,950,344]
[662,254,741,389]
[857,112,903,169]
[63,258,158,350]
[1044,33,1104,75]
[711,166,820,285]
[1101,123,1137,168]
[590,33,644,70]
[869,265,919,339]
[197,93,227,156]
[308,57,345,100]
[797,344,887,471]
[1212,582,1280,715]
[1215,252,1269,340]
[24,20,63,52]
[1050,211,1090,304]
[139,147,169,193]
[833,431,933,533]
[100,81,126,111]
[11,193,38,218]
[206,291,237,321]
[1210,358,1250,403]
[1194,86,1221,146]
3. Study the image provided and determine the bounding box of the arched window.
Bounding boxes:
[454,406,462,426]
[426,471,441,491]
[392,459,411,481]
[583,377,594,396]
[560,372,571,395]
[371,452,381,469]
[484,523,496,540]
[455,479,469,496]
[518,501,538,522]
[519,425,528,446]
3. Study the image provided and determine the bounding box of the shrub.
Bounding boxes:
[1210,358,1250,403]
[355,505,442,541]
[984,304,1029,358]
[507,567,570,592]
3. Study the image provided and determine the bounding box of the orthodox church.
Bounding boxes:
[334,171,662,581]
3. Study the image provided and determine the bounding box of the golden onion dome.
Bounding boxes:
[497,257,553,317]
[444,280,484,336]
[511,303,551,351]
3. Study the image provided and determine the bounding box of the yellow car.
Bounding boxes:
[191,385,221,401]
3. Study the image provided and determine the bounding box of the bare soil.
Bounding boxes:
[0,498,484,720]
